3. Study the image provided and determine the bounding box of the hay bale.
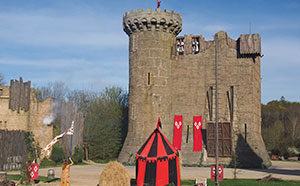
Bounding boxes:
[99,161,131,186]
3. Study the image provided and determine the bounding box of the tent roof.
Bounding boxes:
[136,128,178,160]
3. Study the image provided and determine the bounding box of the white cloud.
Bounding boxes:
[0,12,127,49]
[0,58,93,68]
[28,64,128,91]
[1,56,128,91]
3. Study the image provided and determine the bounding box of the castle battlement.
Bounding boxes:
[174,32,261,57]
[123,8,182,36]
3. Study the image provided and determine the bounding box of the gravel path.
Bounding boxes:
[11,160,300,185]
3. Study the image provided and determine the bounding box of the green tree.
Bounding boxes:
[24,132,41,162]
[50,143,66,163]
[72,146,85,164]
[262,98,300,157]
[84,87,128,160]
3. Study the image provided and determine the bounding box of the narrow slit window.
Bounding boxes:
[147,72,151,85]
[0,89,3,96]
[186,125,189,143]
[244,123,247,142]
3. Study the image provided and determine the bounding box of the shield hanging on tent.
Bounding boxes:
[136,123,181,186]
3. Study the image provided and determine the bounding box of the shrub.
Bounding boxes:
[50,143,66,163]
[40,157,56,168]
[24,132,41,162]
[72,146,84,164]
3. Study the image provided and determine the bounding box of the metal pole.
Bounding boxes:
[69,135,73,163]
[215,34,219,186]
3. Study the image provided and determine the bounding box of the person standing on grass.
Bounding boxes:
[61,157,74,186]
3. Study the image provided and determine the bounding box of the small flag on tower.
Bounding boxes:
[157,117,162,129]
[157,1,161,8]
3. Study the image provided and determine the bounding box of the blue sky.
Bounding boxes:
[0,0,299,103]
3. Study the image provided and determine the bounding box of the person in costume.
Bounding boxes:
[61,157,73,186]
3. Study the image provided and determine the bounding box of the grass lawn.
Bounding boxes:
[166,179,300,186]
[140,179,300,186]
[7,174,60,183]
[206,179,300,186]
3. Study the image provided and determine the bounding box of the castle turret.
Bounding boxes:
[118,8,182,162]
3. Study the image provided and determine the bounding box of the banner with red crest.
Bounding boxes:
[173,115,183,150]
[27,163,39,181]
[193,116,203,152]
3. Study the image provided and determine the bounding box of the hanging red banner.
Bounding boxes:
[27,163,39,181]
[173,115,183,150]
[193,116,203,152]
[211,165,224,182]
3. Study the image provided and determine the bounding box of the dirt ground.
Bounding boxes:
[12,160,300,185]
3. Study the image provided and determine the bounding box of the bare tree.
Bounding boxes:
[0,73,5,86]
[35,81,69,101]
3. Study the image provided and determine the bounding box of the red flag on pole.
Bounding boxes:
[157,1,161,8]
[193,116,203,152]
[173,115,183,150]
[211,165,224,182]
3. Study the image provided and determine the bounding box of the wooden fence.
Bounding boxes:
[0,130,27,171]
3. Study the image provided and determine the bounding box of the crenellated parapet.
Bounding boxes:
[174,32,261,58]
[123,8,182,36]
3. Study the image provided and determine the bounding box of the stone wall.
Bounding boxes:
[0,78,53,152]
[0,78,85,159]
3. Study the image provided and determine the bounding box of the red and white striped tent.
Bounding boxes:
[136,124,181,186]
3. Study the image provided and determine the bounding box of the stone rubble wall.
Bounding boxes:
[0,79,53,153]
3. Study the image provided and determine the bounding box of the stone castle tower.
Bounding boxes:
[118,8,271,168]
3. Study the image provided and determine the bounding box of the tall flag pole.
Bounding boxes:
[215,34,219,186]
[67,121,75,163]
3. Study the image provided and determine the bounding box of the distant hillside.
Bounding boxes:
[262,97,300,158]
